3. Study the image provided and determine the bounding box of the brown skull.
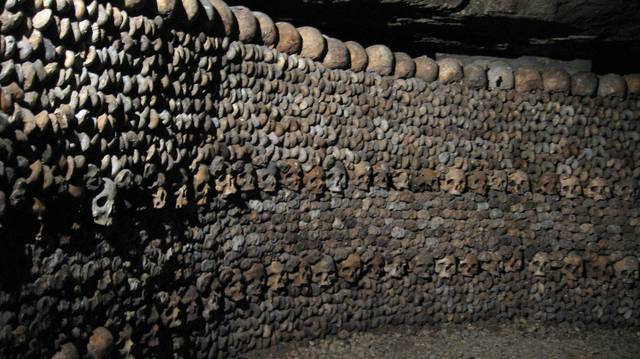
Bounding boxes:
[435,255,457,278]
[458,253,479,277]
[504,251,523,273]
[507,170,529,194]
[312,256,337,287]
[561,252,584,281]
[536,172,558,195]
[613,256,639,284]
[278,159,302,191]
[410,251,434,279]
[372,163,390,189]
[303,165,325,193]
[586,255,611,280]
[392,170,410,190]
[266,261,287,292]
[488,170,507,191]
[349,162,371,190]
[559,175,581,199]
[467,171,487,194]
[410,168,439,192]
[441,168,466,195]
[338,253,363,283]
[584,177,611,201]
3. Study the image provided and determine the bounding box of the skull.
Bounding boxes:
[559,175,581,199]
[372,163,390,189]
[529,252,550,277]
[236,163,256,192]
[536,172,558,195]
[586,255,611,280]
[478,251,502,276]
[266,261,287,293]
[311,256,336,287]
[303,165,325,193]
[338,253,363,283]
[458,253,479,277]
[349,162,371,190]
[214,172,237,199]
[384,255,406,279]
[256,163,278,192]
[613,256,639,284]
[584,177,611,201]
[435,255,457,278]
[466,171,487,194]
[325,161,348,193]
[614,179,636,201]
[193,164,210,206]
[441,168,465,195]
[507,170,529,194]
[504,251,523,273]
[488,170,507,191]
[92,178,116,226]
[243,262,266,298]
[410,251,434,279]
[410,168,439,192]
[277,159,302,191]
[391,170,410,190]
[561,252,584,281]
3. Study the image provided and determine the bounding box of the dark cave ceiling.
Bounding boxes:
[225,0,640,74]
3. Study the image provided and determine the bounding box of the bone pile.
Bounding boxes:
[0,0,639,358]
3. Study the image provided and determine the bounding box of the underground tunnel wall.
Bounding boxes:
[0,1,639,358]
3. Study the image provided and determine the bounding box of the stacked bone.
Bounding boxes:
[0,0,639,358]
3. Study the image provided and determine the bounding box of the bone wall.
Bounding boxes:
[0,1,639,358]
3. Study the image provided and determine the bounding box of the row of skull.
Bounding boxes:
[218,251,639,301]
